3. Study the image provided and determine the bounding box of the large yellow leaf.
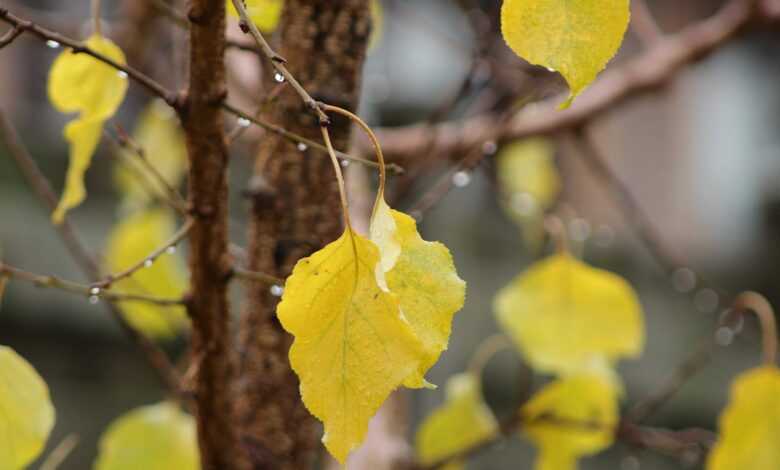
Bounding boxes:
[415,372,498,470]
[522,373,619,470]
[227,0,284,32]
[48,34,128,223]
[105,208,188,339]
[501,0,630,107]
[277,227,426,462]
[114,99,187,211]
[0,346,55,470]
[494,253,643,375]
[372,206,466,386]
[94,402,199,470]
[707,366,780,470]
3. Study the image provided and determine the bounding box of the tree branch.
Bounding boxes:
[369,0,775,162]
[180,0,242,467]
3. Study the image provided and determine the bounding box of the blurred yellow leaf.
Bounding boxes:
[227,0,284,32]
[494,253,643,375]
[501,0,629,107]
[415,372,497,470]
[496,139,561,250]
[105,208,188,339]
[522,373,619,470]
[94,402,199,470]
[114,99,187,211]
[707,366,780,470]
[0,346,55,470]
[277,227,426,462]
[371,203,466,387]
[47,34,128,223]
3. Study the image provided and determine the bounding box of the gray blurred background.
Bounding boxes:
[1,0,779,468]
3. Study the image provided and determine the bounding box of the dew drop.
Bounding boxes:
[340,159,350,168]
[671,268,697,293]
[270,285,284,297]
[237,117,251,128]
[297,142,308,151]
[46,40,61,49]
[143,259,154,268]
[89,287,101,296]
[274,72,285,83]
[117,70,128,79]
[715,326,734,346]
[452,171,471,188]
[166,246,177,255]
[510,193,537,216]
[482,141,498,156]
[89,295,99,304]
[569,218,592,242]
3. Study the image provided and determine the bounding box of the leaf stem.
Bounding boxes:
[91,0,102,36]
[466,334,515,378]
[320,126,352,231]
[726,292,778,366]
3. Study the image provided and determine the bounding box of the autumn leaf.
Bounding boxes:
[522,372,619,470]
[415,372,498,470]
[371,203,466,387]
[501,0,630,107]
[94,402,199,470]
[105,208,188,339]
[277,227,426,462]
[0,346,55,470]
[114,99,187,211]
[47,34,128,223]
[494,253,644,375]
[707,365,780,470]
[496,139,561,250]
[227,0,284,32]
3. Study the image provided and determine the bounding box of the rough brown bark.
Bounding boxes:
[181,1,237,468]
[235,1,371,468]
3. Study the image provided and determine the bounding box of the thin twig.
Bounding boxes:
[229,0,330,125]
[39,434,79,470]
[92,218,193,289]
[0,263,184,306]
[0,8,400,173]
[0,24,22,48]
[630,0,664,46]
[233,266,284,286]
[111,122,189,212]
[728,291,778,365]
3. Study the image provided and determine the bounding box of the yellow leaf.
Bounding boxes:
[707,366,780,470]
[51,118,103,223]
[277,227,426,462]
[496,139,561,251]
[522,373,619,470]
[105,208,188,339]
[227,0,284,32]
[0,346,55,470]
[415,372,498,470]
[372,207,466,387]
[115,99,187,211]
[494,253,644,375]
[94,402,199,470]
[47,34,128,223]
[500,0,630,107]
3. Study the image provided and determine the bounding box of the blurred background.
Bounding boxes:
[1,0,779,468]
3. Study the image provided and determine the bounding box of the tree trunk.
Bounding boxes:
[236,1,371,468]
[181,1,238,468]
